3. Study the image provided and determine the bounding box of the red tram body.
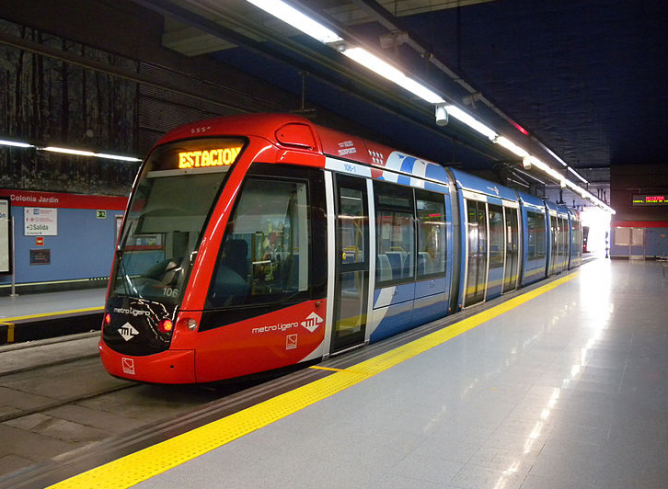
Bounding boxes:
[100,113,581,384]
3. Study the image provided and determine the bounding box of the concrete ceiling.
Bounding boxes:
[133,0,668,203]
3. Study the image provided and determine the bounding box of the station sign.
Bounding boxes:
[24,207,58,236]
[632,194,668,206]
[0,189,127,210]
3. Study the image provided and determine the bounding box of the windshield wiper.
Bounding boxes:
[115,247,143,299]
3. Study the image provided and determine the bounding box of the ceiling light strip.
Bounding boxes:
[342,47,445,104]
[444,105,497,140]
[244,0,342,43]
[41,146,142,162]
[567,166,588,183]
[1,139,141,162]
[0,139,34,148]
[242,0,611,213]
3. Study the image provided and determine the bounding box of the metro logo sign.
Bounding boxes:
[119,322,139,341]
[301,312,324,333]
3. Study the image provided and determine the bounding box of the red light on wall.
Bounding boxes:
[512,122,529,136]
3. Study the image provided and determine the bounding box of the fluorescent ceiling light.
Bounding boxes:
[343,47,445,104]
[245,0,342,44]
[0,139,34,148]
[567,166,588,183]
[244,1,443,103]
[495,136,529,158]
[43,146,95,157]
[96,153,142,162]
[41,146,141,162]
[526,156,615,214]
[527,157,565,182]
[444,105,497,140]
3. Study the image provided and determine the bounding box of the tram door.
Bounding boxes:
[464,199,488,307]
[486,204,505,299]
[549,215,558,274]
[331,175,369,353]
[503,207,520,292]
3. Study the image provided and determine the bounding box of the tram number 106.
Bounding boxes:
[163,287,179,298]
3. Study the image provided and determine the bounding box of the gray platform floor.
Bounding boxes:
[0,288,106,320]
[124,260,668,487]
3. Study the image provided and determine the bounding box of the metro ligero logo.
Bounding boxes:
[119,322,139,341]
[301,312,324,333]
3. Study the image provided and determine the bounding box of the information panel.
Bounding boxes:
[0,198,10,274]
[24,207,58,236]
[632,194,668,206]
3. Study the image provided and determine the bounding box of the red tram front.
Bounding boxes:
[100,115,330,383]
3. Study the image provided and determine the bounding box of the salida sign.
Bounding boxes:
[24,207,58,236]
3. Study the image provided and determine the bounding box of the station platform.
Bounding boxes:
[20,259,668,489]
[0,288,106,344]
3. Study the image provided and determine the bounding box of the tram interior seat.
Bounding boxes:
[280,252,300,292]
[209,265,249,306]
[386,251,406,279]
[377,254,392,282]
[222,238,250,279]
[145,258,181,285]
[403,252,412,277]
[208,238,250,307]
[418,252,432,276]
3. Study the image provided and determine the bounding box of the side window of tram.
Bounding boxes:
[416,191,446,277]
[488,204,504,269]
[207,179,310,308]
[339,187,366,265]
[527,212,546,260]
[375,182,414,284]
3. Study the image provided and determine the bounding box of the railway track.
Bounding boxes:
[0,356,139,424]
[0,334,227,482]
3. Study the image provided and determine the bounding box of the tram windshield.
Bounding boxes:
[111,138,245,305]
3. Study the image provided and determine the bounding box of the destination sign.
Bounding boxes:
[178,146,242,169]
[632,194,668,206]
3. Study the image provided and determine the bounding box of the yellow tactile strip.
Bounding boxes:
[2,306,104,324]
[49,273,577,489]
[0,307,104,343]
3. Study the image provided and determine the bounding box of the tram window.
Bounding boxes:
[488,204,504,267]
[207,179,309,308]
[339,187,367,265]
[559,217,568,266]
[503,207,520,292]
[550,215,558,271]
[416,191,446,277]
[527,211,546,260]
[374,182,414,284]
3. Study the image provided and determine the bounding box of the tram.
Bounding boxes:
[99,114,582,384]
